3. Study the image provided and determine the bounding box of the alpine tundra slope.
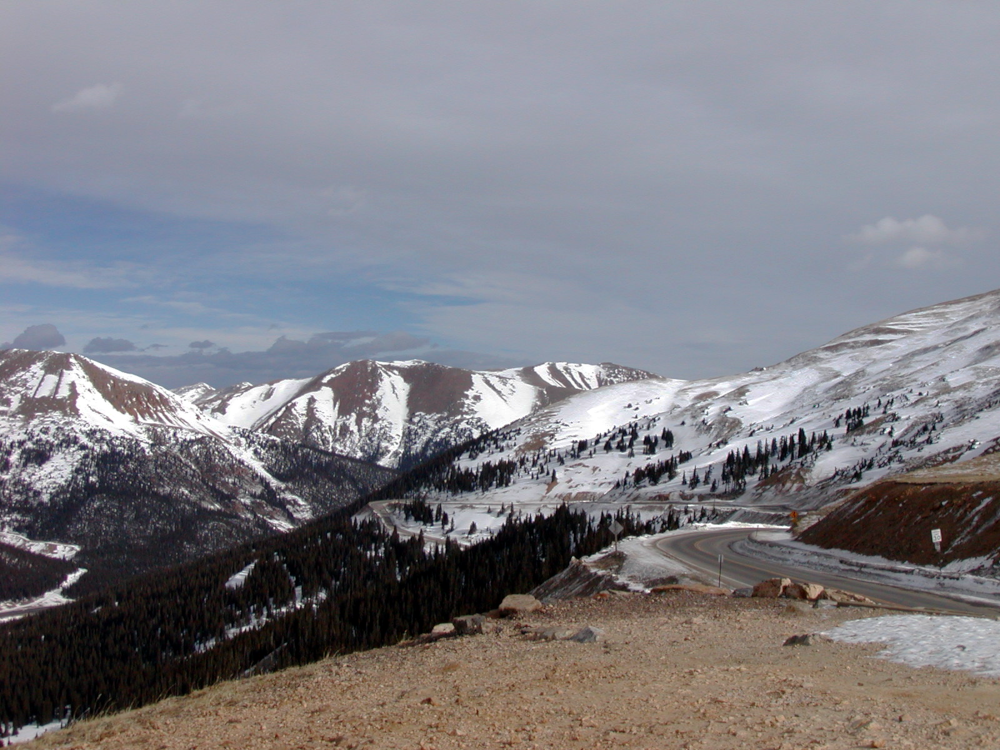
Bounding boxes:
[376,289,1000,571]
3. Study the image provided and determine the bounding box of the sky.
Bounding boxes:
[3,2,1000,388]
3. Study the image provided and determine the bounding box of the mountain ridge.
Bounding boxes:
[386,288,1000,513]
[177,359,656,469]
[0,348,394,593]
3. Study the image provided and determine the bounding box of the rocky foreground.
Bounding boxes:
[30,590,1000,750]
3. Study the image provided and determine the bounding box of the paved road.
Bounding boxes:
[367,500,459,548]
[656,527,1000,616]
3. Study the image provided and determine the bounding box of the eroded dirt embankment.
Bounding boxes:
[30,591,1000,750]
[799,480,1000,566]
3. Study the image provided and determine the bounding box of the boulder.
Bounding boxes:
[567,626,605,643]
[752,577,792,598]
[430,622,456,637]
[784,582,826,601]
[498,594,543,616]
[452,614,486,636]
[823,588,878,606]
[521,625,605,643]
[530,558,629,602]
[522,626,577,641]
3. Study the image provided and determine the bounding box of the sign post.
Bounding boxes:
[931,528,942,554]
[717,554,724,588]
[610,520,624,551]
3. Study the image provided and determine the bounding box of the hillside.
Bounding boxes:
[389,290,1000,517]
[0,349,394,594]
[27,591,1000,750]
[0,505,650,741]
[798,453,1000,567]
[178,360,655,469]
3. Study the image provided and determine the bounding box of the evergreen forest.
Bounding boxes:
[0,501,657,739]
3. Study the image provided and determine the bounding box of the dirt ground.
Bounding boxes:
[30,591,1000,750]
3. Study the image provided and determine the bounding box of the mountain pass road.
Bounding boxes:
[655,527,1000,616]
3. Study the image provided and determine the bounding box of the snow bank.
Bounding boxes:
[827,614,1000,677]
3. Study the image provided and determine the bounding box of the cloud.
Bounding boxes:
[11,324,66,350]
[11,4,1000,381]
[0,251,143,289]
[894,247,958,271]
[51,82,123,113]
[177,98,242,121]
[87,329,523,388]
[322,186,368,217]
[83,337,137,354]
[849,215,984,246]
[124,295,249,318]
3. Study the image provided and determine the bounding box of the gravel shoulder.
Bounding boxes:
[32,592,1000,750]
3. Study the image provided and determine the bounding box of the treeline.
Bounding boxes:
[367,417,692,499]
[715,429,833,492]
[0,504,650,739]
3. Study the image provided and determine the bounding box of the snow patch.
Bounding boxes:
[0,568,87,622]
[0,531,80,560]
[225,561,257,590]
[827,614,1000,677]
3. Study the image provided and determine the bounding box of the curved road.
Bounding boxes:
[656,527,1000,616]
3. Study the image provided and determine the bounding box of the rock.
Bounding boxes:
[752,577,792,598]
[824,588,878,606]
[567,626,605,643]
[452,614,486,636]
[499,594,543,616]
[522,626,577,641]
[530,558,629,602]
[783,633,830,646]
[784,582,825,601]
[650,584,730,596]
[731,587,754,598]
[521,625,605,643]
[430,623,456,637]
[781,601,812,615]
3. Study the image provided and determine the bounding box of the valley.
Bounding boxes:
[5,288,1000,744]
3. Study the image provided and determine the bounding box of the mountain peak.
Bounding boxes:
[0,348,218,435]
[184,359,656,469]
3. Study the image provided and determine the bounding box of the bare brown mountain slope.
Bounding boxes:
[799,453,1000,566]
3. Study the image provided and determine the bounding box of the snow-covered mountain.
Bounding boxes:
[0,348,223,438]
[178,360,656,469]
[0,349,393,593]
[417,289,1000,511]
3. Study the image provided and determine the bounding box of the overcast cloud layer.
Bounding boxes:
[3,2,1000,386]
